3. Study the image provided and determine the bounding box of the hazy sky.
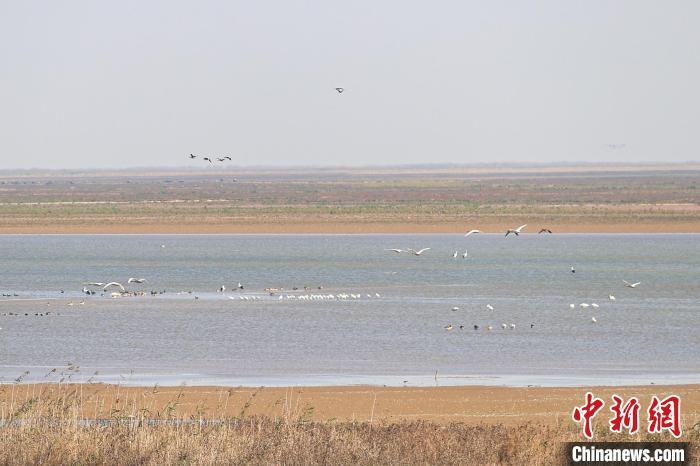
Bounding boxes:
[1,1,698,169]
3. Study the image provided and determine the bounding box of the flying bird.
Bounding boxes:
[335,87,344,93]
[464,229,481,237]
[452,251,458,258]
[462,250,468,259]
[127,278,146,284]
[189,154,197,159]
[623,280,641,288]
[203,157,213,163]
[385,249,404,254]
[538,228,552,234]
[505,224,527,237]
[103,282,125,292]
[224,156,232,161]
[408,248,431,256]
[217,158,226,162]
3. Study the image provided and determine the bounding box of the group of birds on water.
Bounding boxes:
[381,223,643,332]
[1,220,645,336]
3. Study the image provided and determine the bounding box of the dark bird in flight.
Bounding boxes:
[538,228,552,234]
[203,157,213,163]
[189,154,197,159]
[217,158,226,162]
[224,156,232,161]
[335,87,344,93]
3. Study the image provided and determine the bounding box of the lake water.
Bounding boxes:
[0,234,698,387]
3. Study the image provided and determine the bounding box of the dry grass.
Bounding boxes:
[0,383,698,465]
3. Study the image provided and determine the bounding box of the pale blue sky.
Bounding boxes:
[1,1,698,169]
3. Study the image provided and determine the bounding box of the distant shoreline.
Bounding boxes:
[0,221,698,234]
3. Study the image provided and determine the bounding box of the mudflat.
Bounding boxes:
[0,164,698,234]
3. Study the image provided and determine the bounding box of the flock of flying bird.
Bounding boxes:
[381,223,642,331]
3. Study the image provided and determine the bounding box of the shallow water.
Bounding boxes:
[0,234,698,387]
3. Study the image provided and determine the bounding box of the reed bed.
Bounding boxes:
[0,382,697,465]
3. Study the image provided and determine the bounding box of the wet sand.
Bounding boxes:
[2,383,698,427]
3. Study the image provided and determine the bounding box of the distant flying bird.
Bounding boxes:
[452,251,458,258]
[539,228,552,234]
[217,158,226,162]
[462,250,468,259]
[335,87,344,93]
[224,156,232,161]
[464,229,481,237]
[83,282,106,287]
[486,304,494,311]
[505,224,527,237]
[623,280,641,288]
[189,154,197,159]
[408,248,431,256]
[127,278,146,284]
[609,295,616,300]
[203,157,213,163]
[591,317,597,323]
[103,282,125,292]
[385,248,404,254]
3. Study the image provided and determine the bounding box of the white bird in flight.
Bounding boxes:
[486,304,494,311]
[103,282,125,292]
[408,248,431,256]
[609,295,616,300]
[591,317,598,323]
[385,249,404,254]
[128,278,146,284]
[505,224,527,237]
[464,229,481,237]
[623,280,641,288]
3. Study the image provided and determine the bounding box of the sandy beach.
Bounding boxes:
[3,383,698,427]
